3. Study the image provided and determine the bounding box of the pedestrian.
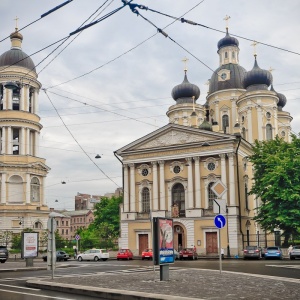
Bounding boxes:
[193,245,196,253]
[221,248,224,259]
[74,247,78,259]
[288,245,293,256]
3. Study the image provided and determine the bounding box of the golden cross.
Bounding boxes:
[251,41,258,56]
[14,16,19,31]
[182,57,189,73]
[224,15,231,29]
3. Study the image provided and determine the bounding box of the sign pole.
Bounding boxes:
[219,228,222,274]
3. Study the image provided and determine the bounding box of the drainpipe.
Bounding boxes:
[235,135,245,252]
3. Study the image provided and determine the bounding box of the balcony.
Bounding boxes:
[136,212,150,220]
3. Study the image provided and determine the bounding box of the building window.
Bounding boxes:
[30,177,40,202]
[172,183,185,217]
[62,221,64,225]
[222,115,229,133]
[12,128,20,155]
[34,221,42,229]
[208,182,217,210]
[12,86,20,110]
[173,165,181,174]
[266,112,271,119]
[62,229,64,235]
[207,162,215,171]
[66,229,68,235]
[245,183,249,210]
[225,52,228,59]
[241,127,246,139]
[281,130,286,137]
[141,168,149,176]
[66,221,68,226]
[8,175,23,203]
[141,187,150,212]
[266,124,272,140]
[232,52,235,59]
[0,84,3,110]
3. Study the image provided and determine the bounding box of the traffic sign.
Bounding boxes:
[75,234,80,240]
[211,180,227,198]
[214,214,226,228]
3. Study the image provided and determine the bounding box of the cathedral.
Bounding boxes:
[116,26,292,256]
[0,27,50,238]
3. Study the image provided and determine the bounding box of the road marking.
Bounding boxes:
[266,264,300,269]
[0,288,75,299]
[0,283,40,290]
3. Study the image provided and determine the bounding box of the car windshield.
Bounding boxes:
[267,247,279,250]
[119,249,127,253]
[293,246,300,249]
[144,249,152,252]
[245,246,257,250]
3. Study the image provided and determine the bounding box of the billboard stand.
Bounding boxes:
[21,232,39,268]
[153,217,174,281]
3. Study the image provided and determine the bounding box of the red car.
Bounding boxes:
[142,248,153,260]
[117,249,133,260]
[179,248,198,260]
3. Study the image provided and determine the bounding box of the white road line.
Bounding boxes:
[0,288,74,299]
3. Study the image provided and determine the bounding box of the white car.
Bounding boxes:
[77,249,109,261]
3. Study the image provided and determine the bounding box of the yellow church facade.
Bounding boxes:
[116,27,292,256]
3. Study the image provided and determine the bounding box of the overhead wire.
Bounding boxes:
[43,89,120,188]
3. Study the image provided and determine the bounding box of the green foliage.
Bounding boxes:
[0,230,13,247]
[249,134,300,242]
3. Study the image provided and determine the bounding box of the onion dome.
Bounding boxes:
[0,30,36,72]
[171,72,200,104]
[209,64,246,94]
[199,119,212,131]
[243,56,272,91]
[270,85,287,110]
[217,28,239,50]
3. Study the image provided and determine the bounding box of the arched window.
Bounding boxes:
[232,52,235,59]
[225,52,228,58]
[12,128,20,155]
[34,221,42,229]
[172,183,185,217]
[141,187,150,212]
[12,86,20,110]
[8,175,23,203]
[222,115,229,133]
[31,177,40,202]
[208,182,217,210]
[266,124,272,140]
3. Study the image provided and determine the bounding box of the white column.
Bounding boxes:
[194,156,201,208]
[228,153,236,206]
[33,89,39,114]
[41,176,45,205]
[187,157,193,209]
[219,154,227,204]
[7,126,12,154]
[204,180,209,208]
[1,173,6,204]
[21,127,26,155]
[152,161,158,211]
[6,89,12,110]
[273,108,278,136]
[24,85,29,111]
[257,106,263,141]
[129,163,135,212]
[35,131,39,157]
[26,173,31,203]
[123,164,129,212]
[3,88,7,110]
[26,128,30,155]
[214,101,220,125]
[20,86,25,111]
[158,160,165,211]
[231,98,236,128]
[247,107,253,143]
[1,127,5,154]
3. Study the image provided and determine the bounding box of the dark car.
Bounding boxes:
[0,246,9,263]
[243,246,261,259]
[43,250,70,262]
[179,248,198,260]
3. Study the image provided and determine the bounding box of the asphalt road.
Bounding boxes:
[0,258,299,299]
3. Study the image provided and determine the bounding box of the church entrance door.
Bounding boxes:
[138,234,148,255]
[206,232,218,254]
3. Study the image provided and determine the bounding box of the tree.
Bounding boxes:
[92,196,123,237]
[0,230,13,247]
[249,135,300,245]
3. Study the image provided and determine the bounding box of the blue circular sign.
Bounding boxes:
[214,214,226,228]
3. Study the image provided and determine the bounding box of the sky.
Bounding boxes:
[0,0,299,210]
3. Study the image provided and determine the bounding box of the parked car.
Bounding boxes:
[0,246,8,263]
[141,248,153,260]
[174,249,180,260]
[243,246,261,259]
[117,249,133,260]
[258,247,267,257]
[264,246,283,259]
[42,250,70,262]
[77,249,109,261]
[289,245,300,260]
[179,248,198,260]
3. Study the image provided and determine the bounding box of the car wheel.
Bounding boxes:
[142,257,144,260]
[43,258,47,262]
[290,256,295,260]
[102,258,108,261]
[78,257,83,261]
[0,260,5,263]
[64,259,68,261]
[94,256,99,261]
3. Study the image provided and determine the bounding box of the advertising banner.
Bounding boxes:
[22,232,39,258]
[153,217,174,265]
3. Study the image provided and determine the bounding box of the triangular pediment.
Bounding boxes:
[116,123,236,154]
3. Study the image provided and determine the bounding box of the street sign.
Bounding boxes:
[75,234,80,240]
[213,199,226,214]
[214,214,226,229]
[211,180,227,198]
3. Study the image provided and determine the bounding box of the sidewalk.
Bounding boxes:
[2,259,299,299]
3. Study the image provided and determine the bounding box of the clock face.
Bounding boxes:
[221,73,227,80]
